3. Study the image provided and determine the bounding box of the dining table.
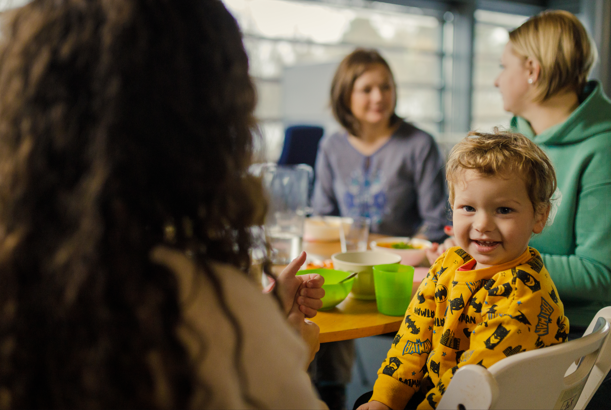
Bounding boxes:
[299,233,429,343]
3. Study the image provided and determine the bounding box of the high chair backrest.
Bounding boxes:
[437,306,611,410]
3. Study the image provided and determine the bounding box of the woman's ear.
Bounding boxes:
[533,204,551,234]
[525,57,541,83]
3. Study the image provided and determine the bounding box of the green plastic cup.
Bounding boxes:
[373,264,415,316]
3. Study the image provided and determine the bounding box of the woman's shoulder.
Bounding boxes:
[319,128,348,151]
[150,246,321,408]
[150,246,282,319]
[392,121,439,151]
[394,121,435,139]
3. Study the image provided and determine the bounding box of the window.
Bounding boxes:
[471,10,528,133]
[224,0,447,161]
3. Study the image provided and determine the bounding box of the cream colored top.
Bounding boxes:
[151,246,324,409]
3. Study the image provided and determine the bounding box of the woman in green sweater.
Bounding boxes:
[494,12,611,408]
[495,10,611,331]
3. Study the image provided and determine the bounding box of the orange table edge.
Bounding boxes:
[310,280,422,343]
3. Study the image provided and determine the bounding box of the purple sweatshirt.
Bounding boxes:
[312,121,448,242]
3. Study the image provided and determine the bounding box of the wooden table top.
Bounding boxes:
[301,234,428,343]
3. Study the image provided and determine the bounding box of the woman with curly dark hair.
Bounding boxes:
[0,0,324,408]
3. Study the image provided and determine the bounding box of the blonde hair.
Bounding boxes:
[509,10,597,102]
[446,131,557,215]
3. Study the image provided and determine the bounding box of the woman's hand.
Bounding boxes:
[277,251,325,318]
[300,319,320,366]
[286,289,320,367]
[356,400,391,410]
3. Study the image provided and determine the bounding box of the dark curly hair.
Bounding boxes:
[0,0,269,408]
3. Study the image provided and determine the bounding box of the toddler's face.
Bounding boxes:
[452,170,547,270]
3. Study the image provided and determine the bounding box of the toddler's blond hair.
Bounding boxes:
[447,131,557,216]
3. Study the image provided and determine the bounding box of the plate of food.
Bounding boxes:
[303,216,352,242]
[370,237,432,266]
[302,259,334,270]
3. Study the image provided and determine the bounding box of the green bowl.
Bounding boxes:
[298,268,355,310]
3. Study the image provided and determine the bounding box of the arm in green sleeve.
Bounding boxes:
[543,154,611,303]
[540,252,611,303]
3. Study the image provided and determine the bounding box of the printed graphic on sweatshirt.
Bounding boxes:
[486,304,499,320]
[383,357,402,376]
[449,294,465,314]
[487,283,512,298]
[434,285,448,303]
[343,166,385,226]
[454,248,472,262]
[440,329,461,350]
[428,358,440,376]
[460,350,474,363]
[426,392,437,408]
[555,317,568,342]
[436,380,446,395]
[503,345,525,356]
[535,298,554,336]
[509,310,531,326]
[463,328,472,339]
[513,269,541,292]
[404,315,420,334]
[399,377,421,388]
[549,289,559,304]
[527,254,544,273]
[470,297,483,313]
[465,280,486,294]
[484,324,510,349]
[403,338,433,355]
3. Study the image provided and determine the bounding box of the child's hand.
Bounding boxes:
[356,400,391,410]
[426,226,457,265]
[277,251,325,318]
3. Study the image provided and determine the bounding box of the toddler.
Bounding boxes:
[356,131,569,410]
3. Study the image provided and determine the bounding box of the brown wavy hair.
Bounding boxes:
[0,0,269,408]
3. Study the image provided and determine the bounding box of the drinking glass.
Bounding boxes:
[340,217,371,252]
[252,163,313,264]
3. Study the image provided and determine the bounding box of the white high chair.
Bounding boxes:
[437,307,611,410]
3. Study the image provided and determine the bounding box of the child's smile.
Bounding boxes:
[452,170,548,270]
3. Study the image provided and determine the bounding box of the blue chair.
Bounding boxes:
[277,125,324,170]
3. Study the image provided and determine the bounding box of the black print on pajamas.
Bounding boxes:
[484,324,510,350]
[404,315,420,334]
[383,357,402,376]
[514,269,541,292]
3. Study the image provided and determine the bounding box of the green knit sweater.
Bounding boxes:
[511,81,611,327]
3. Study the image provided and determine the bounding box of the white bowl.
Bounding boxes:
[331,251,402,300]
[370,237,433,266]
[304,216,352,242]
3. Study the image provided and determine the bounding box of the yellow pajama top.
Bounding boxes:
[370,246,569,410]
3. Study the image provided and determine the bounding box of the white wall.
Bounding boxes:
[282,61,341,138]
[0,0,29,11]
